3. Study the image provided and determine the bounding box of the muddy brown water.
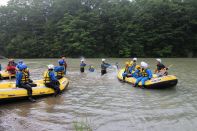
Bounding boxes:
[0,58,197,131]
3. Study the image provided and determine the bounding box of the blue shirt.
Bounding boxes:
[80,63,86,68]
[48,71,57,81]
[54,66,65,72]
[101,62,111,70]
[146,69,153,79]
[133,69,141,77]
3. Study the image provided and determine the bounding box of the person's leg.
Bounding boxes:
[141,77,149,87]
[101,70,106,76]
[122,72,127,81]
[19,83,35,102]
[134,77,143,87]
[45,82,60,96]
[56,75,63,79]
[80,68,84,73]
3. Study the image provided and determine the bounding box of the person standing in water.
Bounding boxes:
[80,59,86,73]
[101,59,111,76]
[89,65,95,72]
[61,57,67,74]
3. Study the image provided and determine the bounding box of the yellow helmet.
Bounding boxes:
[136,65,140,69]
[129,61,133,66]
[125,62,129,65]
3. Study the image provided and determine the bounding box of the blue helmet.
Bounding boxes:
[18,60,23,64]
[23,64,28,69]
[58,59,65,65]
[18,64,27,70]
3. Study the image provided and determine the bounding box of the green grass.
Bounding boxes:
[73,119,93,131]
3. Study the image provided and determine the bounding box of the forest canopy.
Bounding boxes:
[0,0,196,58]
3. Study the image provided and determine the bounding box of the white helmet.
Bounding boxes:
[48,64,54,69]
[141,61,148,68]
[156,58,161,63]
[133,58,137,61]
[102,58,106,62]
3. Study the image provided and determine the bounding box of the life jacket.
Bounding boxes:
[43,71,51,84]
[21,71,29,83]
[141,68,148,77]
[56,70,65,77]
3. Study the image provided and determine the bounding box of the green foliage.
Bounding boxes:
[0,0,196,58]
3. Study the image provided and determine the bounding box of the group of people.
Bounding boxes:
[0,57,68,102]
[0,57,168,102]
[80,58,111,75]
[122,58,168,87]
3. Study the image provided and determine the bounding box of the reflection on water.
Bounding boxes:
[0,58,197,131]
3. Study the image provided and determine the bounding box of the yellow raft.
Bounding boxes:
[0,70,16,80]
[117,69,178,89]
[0,77,69,101]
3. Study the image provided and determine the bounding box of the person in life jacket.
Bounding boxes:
[134,62,152,87]
[6,59,17,75]
[101,59,111,76]
[89,65,95,72]
[132,65,142,79]
[128,57,137,72]
[61,56,67,74]
[16,64,36,102]
[43,64,60,96]
[155,58,168,76]
[80,59,86,73]
[122,62,132,81]
[23,64,35,83]
[54,59,65,79]
[8,59,17,67]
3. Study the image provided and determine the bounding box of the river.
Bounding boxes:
[0,58,197,131]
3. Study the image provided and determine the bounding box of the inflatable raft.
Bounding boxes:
[0,70,16,80]
[117,69,178,89]
[0,77,69,101]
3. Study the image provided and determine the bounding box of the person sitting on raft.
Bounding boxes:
[155,58,168,76]
[89,65,95,72]
[101,59,111,76]
[134,62,152,88]
[132,65,142,79]
[80,59,86,73]
[122,62,132,81]
[54,59,65,79]
[44,64,61,96]
[6,59,17,75]
[16,64,36,102]
[129,57,137,72]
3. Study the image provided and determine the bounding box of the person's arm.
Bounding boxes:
[147,69,152,79]
[49,72,58,81]
[104,63,111,68]
[54,66,59,72]
[16,72,22,86]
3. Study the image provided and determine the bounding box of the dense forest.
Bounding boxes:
[0,0,196,58]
